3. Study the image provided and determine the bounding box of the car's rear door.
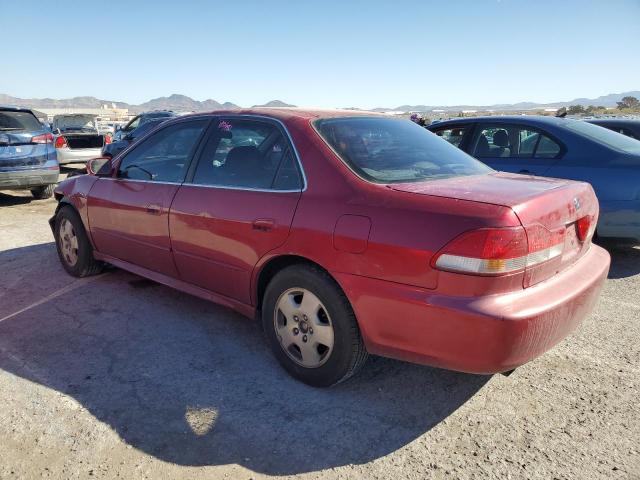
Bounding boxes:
[87,118,209,276]
[469,123,564,176]
[169,116,304,304]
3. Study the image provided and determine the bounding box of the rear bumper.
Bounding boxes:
[334,244,610,374]
[56,147,103,165]
[0,167,59,189]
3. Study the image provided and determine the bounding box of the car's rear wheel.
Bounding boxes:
[262,264,368,387]
[54,206,103,277]
[31,184,55,199]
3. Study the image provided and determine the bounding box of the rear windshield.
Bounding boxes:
[566,120,640,154]
[0,110,42,132]
[314,117,491,183]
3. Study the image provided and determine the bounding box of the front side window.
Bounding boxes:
[191,119,302,190]
[434,126,468,147]
[473,124,562,160]
[315,117,490,183]
[117,120,207,182]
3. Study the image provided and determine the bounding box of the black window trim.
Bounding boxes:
[469,122,566,161]
[112,115,212,184]
[183,114,307,193]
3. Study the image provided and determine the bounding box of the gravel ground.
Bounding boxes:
[0,183,638,480]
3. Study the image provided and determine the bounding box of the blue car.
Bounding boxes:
[102,117,169,158]
[0,106,59,199]
[428,116,640,242]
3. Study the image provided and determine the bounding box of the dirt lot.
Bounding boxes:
[0,183,639,480]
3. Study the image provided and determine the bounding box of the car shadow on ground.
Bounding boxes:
[598,240,640,279]
[0,242,489,475]
[0,191,35,206]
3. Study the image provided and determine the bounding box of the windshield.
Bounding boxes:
[53,115,97,132]
[314,117,491,183]
[0,110,42,132]
[566,120,640,154]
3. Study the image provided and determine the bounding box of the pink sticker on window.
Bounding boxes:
[218,121,232,132]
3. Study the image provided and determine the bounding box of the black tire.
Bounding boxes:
[262,264,368,387]
[31,184,55,199]
[54,205,103,277]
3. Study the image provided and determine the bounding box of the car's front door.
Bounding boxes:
[88,119,208,276]
[469,123,563,176]
[169,117,304,304]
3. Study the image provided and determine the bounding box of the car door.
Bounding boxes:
[469,123,564,176]
[169,116,304,304]
[87,119,209,276]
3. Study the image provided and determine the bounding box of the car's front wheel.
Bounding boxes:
[262,264,368,387]
[54,206,103,277]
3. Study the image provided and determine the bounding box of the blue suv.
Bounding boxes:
[0,106,59,199]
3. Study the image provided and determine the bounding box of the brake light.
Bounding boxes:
[432,225,565,275]
[104,134,112,144]
[55,136,68,149]
[31,133,53,144]
[576,216,592,242]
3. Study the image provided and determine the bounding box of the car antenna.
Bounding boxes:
[555,107,567,118]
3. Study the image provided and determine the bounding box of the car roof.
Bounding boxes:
[0,105,35,113]
[428,115,573,128]
[176,108,385,122]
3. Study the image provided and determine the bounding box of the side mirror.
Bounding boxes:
[87,157,114,176]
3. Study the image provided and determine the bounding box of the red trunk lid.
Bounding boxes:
[390,172,598,287]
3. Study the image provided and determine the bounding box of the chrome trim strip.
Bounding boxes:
[183,182,301,193]
[100,177,182,186]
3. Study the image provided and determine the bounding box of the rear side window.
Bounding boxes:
[473,124,562,159]
[565,120,640,154]
[315,117,490,183]
[118,120,207,182]
[0,111,42,132]
[191,119,302,190]
[433,126,468,147]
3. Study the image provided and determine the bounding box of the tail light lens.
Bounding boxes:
[104,134,112,144]
[55,136,68,149]
[576,215,593,242]
[432,225,565,276]
[31,133,54,144]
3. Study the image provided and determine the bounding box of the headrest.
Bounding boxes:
[493,129,509,148]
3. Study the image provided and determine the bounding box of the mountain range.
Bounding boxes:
[0,93,297,113]
[1,91,638,113]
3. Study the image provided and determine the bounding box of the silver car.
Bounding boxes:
[52,114,108,165]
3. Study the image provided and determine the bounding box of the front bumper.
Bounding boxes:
[0,167,59,189]
[56,147,103,165]
[334,244,610,374]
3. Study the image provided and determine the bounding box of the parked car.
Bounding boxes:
[102,117,169,158]
[0,106,59,199]
[50,110,609,386]
[52,114,111,165]
[112,111,176,141]
[428,116,640,242]
[586,118,640,140]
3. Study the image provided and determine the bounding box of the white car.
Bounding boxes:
[52,114,110,165]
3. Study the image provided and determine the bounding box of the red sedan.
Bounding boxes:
[50,109,610,387]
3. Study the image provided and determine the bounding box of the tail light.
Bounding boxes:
[31,133,54,144]
[104,134,112,144]
[55,136,68,149]
[432,225,565,276]
[576,215,593,242]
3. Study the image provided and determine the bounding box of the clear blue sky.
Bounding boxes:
[2,0,639,108]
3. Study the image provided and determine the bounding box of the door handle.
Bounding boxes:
[252,219,275,231]
[145,204,162,215]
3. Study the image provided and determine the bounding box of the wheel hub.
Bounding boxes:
[273,288,334,368]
